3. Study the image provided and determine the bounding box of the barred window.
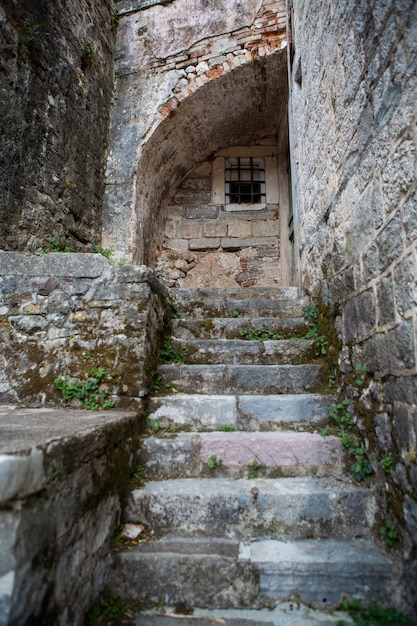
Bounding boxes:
[225,157,266,205]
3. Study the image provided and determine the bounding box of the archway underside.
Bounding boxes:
[134,49,292,286]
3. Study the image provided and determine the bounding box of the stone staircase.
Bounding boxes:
[107,287,394,625]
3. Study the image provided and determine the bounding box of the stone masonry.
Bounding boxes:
[0,0,116,252]
[291,0,417,606]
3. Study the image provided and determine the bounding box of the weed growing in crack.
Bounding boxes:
[54,367,115,409]
[380,455,393,473]
[248,458,266,477]
[321,399,372,482]
[207,454,222,471]
[218,424,235,432]
[379,519,398,547]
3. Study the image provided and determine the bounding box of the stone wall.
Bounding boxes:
[155,148,286,288]
[291,0,417,609]
[0,407,141,625]
[0,0,116,252]
[0,253,169,407]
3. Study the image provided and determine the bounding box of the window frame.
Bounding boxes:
[212,145,279,211]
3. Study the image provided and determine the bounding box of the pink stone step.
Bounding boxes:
[139,432,345,478]
[199,432,342,469]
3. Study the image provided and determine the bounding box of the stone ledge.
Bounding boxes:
[0,406,139,504]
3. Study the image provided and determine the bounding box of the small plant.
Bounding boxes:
[41,236,74,253]
[54,367,115,410]
[160,337,186,364]
[133,465,146,481]
[218,424,235,432]
[153,599,165,611]
[83,42,95,60]
[379,519,398,546]
[226,311,240,318]
[207,454,222,471]
[23,20,47,49]
[248,458,266,477]
[302,304,328,356]
[354,362,367,385]
[337,599,415,626]
[147,418,178,433]
[328,374,336,388]
[380,455,393,473]
[88,593,128,626]
[91,243,114,261]
[351,453,373,482]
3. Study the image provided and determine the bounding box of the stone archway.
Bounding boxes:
[104,49,292,285]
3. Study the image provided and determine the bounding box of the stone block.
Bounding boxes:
[227,222,252,238]
[343,290,376,342]
[374,412,393,452]
[404,496,417,545]
[394,254,417,316]
[251,220,280,237]
[387,321,415,371]
[377,275,396,326]
[221,237,277,250]
[404,191,417,241]
[376,215,403,271]
[184,205,219,220]
[382,140,415,213]
[189,238,220,250]
[202,221,228,237]
[178,221,202,239]
[393,402,413,451]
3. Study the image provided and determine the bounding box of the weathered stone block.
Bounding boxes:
[189,238,220,250]
[387,321,416,371]
[377,275,396,326]
[227,222,252,238]
[251,220,280,237]
[203,221,228,237]
[343,290,376,342]
[179,221,203,239]
[394,254,417,316]
[382,140,415,213]
[184,205,220,220]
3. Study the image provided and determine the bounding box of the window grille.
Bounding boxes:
[225,157,266,204]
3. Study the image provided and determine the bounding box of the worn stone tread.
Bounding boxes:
[171,287,309,318]
[171,338,315,364]
[109,538,393,609]
[242,538,393,605]
[138,431,344,478]
[172,317,308,340]
[147,393,332,430]
[133,603,354,625]
[126,476,375,539]
[158,364,323,394]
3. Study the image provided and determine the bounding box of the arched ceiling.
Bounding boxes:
[133,48,288,264]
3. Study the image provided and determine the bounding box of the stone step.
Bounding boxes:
[108,537,393,609]
[170,338,315,365]
[157,364,323,395]
[172,316,308,340]
[138,432,344,478]
[171,287,309,319]
[132,603,354,625]
[147,393,333,431]
[126,477,375,540]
